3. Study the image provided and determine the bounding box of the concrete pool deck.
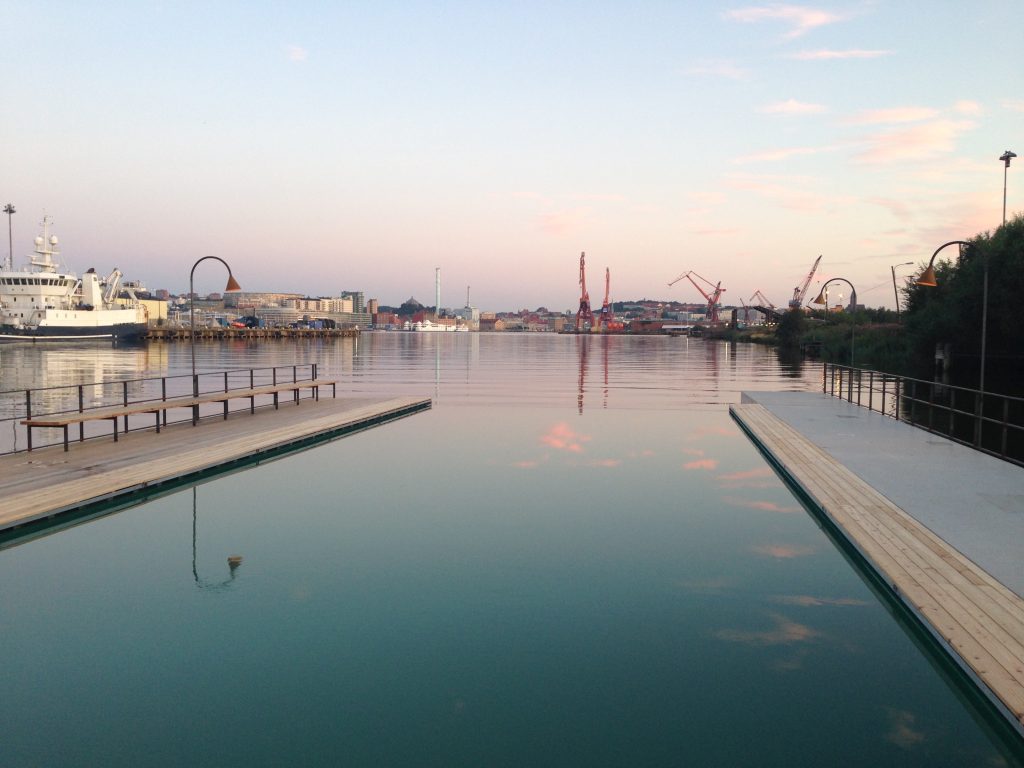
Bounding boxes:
[731,391,1024,736]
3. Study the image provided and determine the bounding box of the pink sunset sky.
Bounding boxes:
[4,2,1021,311]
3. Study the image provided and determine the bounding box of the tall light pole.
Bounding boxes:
[3,204,14,269]
[1001,150,1016,226]
[189,256,241,423]
[890,261,914,322]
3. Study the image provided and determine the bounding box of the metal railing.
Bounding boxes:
[823,362,1024,467]
[0,363,321,455]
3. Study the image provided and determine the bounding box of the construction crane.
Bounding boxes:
[575,251,594,332]
[599,268,612,328]
[749,290,775,310]
[668,270,726,323]
[789,255,822,309]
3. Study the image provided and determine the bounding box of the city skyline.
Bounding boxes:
[4,2,1021,311]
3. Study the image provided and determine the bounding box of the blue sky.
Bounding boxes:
[3,1,1021,311]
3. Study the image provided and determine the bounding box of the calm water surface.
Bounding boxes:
[1,333,1020,766]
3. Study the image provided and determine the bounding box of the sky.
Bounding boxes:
[3,1,1022,312]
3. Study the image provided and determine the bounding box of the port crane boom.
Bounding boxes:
[668,270,726,323]
[575,251,594,331]
[790,255,822,309]
[749,290,775,309]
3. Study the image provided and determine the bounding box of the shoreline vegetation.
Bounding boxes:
[716,215,1023,393]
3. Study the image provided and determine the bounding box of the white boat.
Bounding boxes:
[0,216,148,342]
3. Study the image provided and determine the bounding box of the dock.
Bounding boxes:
[731,391,1024,736]
[144,326,360,341]
[0,394,430,537]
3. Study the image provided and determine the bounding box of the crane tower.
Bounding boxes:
[575,251,594,332]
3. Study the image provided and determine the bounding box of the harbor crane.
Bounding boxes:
[749,290,775,310]
[575,251,594,332]
[599,267,612,328]
[789,255,822,309]
[668,270,725,323]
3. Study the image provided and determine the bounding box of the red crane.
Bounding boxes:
[575,251,594,332]
[668,270,726,323]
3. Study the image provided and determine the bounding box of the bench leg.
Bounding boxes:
[273,392,279,409]
[64,425,69,452]
[112,417,119,443]
[223,400,229,420]
[250,395,255,414]
[155,411,161,434]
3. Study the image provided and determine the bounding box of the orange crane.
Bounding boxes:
[668,271,725,323]
[575,251,594,332]
[789,255,822,309]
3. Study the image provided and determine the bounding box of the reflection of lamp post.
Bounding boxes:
[1001,150,1016,226]
[3,203,14,270]
[812,278,858,365]
[891,262,914,322]
[192,487,243,590]
[189,256,241,422]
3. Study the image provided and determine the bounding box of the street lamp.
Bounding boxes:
[3,204,14,270]
[189,256,241,421]
[890,262,914,322]
[917,240,987,442]
[812,277,858,365]
[1001,150,1016,226]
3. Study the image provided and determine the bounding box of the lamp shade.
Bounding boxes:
[915,265,937,287]
[811,289,827,305]
[225,274,242,292]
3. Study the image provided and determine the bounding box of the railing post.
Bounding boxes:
[25,389,32,452]
[293,365,297,383]
[949,389,956,437]
[868,371,873,412]
[822,362,827,393]
[162,377,168,426]
[1000,399,1009,459]
[79,385,85,443]
[974,391,984,448]
[123,381,129,433]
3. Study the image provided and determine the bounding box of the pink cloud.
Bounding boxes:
[684,458,719,470]
[885,709,926,748]
[589,458,621,468]
[685,59,749,80]
[538,208,590,236]
[724,5,846,39]
[512,460,539,469]
[540,422,590,453]
[845,107,939,125]
[771,595,867,607]
[732,144,843,164]
[855,119,976,164]
[758,99,827,115]
[787,48,891,60]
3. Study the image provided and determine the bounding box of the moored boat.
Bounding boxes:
[0,216,148,342]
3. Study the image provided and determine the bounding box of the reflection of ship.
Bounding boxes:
[404,319,469,332]
[0,216,148,342]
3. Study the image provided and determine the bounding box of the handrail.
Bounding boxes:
[0,363,321,455]
[822,362,1024,467]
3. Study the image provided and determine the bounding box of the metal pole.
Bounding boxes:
[3,204,14,270]
[891,265,899,320]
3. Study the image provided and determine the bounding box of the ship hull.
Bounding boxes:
[0,322,147,343]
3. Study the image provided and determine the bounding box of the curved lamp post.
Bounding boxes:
[190,256,241,423]
[812,278,858,365]
[915,240,990,421]
[891,262,914,322]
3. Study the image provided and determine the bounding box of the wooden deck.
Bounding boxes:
[731,402,1024,734]
[0,395,430,533]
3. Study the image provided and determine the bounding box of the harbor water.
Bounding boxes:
[1,333,1021,767]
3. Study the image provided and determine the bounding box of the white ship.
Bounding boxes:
[0,215,148,342]
[404,318,469,332]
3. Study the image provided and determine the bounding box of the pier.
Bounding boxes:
[0,393,430,539]
[731,390,1024,736]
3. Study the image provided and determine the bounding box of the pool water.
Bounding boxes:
[1,333,1020,766]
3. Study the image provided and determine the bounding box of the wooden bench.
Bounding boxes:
[21,379,337,452]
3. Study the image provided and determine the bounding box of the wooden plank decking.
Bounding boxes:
[0,395,430,533]
[731,402,1024,733]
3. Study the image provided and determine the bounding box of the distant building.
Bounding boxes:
[342,291,365,313]
[367,298,379,315]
